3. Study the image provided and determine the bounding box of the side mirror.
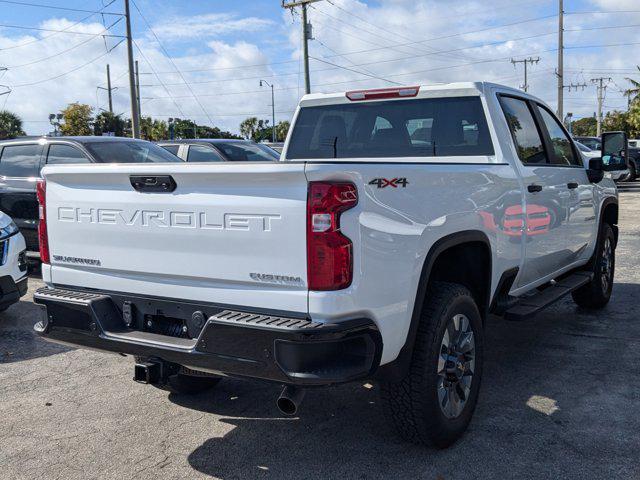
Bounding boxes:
[587,157,604,183]
[601,131,628,171]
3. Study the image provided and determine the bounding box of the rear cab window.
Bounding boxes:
[0,143,42,177]
[286,96,494,159]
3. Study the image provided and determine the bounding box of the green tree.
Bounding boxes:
[602,110,630,134]
[140,117,168,141]
[239,117,258,140]
[196,125,241,139]
[275,120,290,141]
[94,111,125,137]
[0,110,26,139]
[627,100,640,138]
[624,66,640,104]
[571,117,597,136]
[60,103,93,136]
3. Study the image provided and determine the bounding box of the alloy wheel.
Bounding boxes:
[600,237,613,294]
[437,313,476,419]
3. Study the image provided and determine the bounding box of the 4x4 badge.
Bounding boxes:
[369,178,409,189]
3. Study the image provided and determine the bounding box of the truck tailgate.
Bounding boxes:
[43,163,309,312]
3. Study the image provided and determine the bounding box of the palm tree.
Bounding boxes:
[624,66,640,105]
[0,110,26,139]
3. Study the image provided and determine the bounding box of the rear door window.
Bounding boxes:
[286,96,494,159]
[498,96,548,165]
[0,144,42,177]
[187,144,224,162]
[46,144,91,164]
[536,106,581,166]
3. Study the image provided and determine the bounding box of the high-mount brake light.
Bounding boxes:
[307,182,358,291]
[345,86,420,101]
[36,179,50,264]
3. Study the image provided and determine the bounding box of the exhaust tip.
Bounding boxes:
[277,396,298,416]
[277,385,305,416]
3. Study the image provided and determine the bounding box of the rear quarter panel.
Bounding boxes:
[305,162,523,364]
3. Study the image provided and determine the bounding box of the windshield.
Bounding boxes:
[287,96,494,159]
[213,141,277,161]
[82,140,182,163]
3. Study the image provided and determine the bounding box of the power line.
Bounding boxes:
[0,22,125,38]
[313,3,480,63]
[4,18,123,69]
[310,56,403,85]
[131,40,186,118]
[316,14,558,61]
[566,10,640,15]
[0,0,119,51]
[0,0,122,15]
[131,0,215,125]
[10,38,125,88]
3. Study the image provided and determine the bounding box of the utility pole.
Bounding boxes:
[106,64,113,113]
[282,0,322,95]
[510,57,540,92]
[557,0,564,118]
[260,80,276,142]
[591,77,612,136]
[124,0,140,138]
[135,60,141,120]
[97,64,116,113]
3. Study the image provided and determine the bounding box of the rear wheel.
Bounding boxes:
[572,223,615,309]
[380,282,483,448]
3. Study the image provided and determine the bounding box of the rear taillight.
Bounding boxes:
[307,182,357,291]
[36,179,50,264]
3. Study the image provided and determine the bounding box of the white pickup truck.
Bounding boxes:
[34,83,627,448]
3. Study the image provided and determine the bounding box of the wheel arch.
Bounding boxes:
[375,230,492,382]
[601,197,618,246]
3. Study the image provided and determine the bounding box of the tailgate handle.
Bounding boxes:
[130,175,176,193]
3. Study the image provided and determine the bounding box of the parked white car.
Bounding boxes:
[34,82,627,447]
[0,212,28,311]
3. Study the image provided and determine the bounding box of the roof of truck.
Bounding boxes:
[298,82,530,107]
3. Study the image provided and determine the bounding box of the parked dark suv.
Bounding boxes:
[157,139,279,162]
[0,136,181,254]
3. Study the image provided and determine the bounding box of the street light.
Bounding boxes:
[259,79,276,143]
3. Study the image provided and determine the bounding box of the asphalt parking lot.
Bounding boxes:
[1,186,639,480]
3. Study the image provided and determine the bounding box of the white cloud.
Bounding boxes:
[150,13,273,41]
[0,2,638,135]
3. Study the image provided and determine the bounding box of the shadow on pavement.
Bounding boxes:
[177,282,640,479]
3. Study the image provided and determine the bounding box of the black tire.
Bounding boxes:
[380,282,484,448]
[156,373,222,395]
[571,223,615,309]
[627,161,637,182]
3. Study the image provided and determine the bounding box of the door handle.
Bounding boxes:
[130,175,177,193]
[527,184,542,193]
[567,182,579,189]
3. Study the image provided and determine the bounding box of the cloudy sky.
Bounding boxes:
[0,0,638,135]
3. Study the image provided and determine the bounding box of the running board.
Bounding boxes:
[504,272,593,321]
